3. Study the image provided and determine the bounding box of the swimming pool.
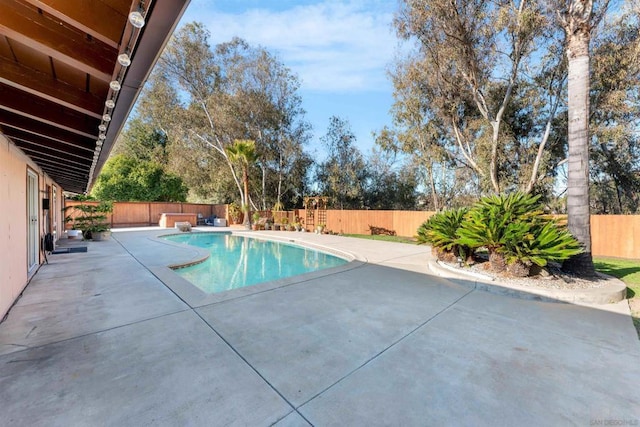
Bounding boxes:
[163,233,348,294]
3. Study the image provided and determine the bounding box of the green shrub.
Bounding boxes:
[456,192,582,274]
[456,192,543,252]
[417,208,471,260]
[500,219,583,268]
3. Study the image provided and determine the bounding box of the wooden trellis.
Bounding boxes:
[303,196,328,230]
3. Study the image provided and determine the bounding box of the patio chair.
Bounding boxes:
[204,215,217,226]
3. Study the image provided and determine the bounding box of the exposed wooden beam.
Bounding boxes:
[3,130,94,161]
[40,165,88,178]
[0,109,95,153]
[48,175,85,184]
[22,0,127,49]
[21,153,89,176]
[0,84,99,138]
[38,165,87,179]
[44,173,84,185]
[39,171,87,192]
[93,0,190,181]
[3,126,93,158]
[0,0,116,81]
[0,59,104,118]
[16,144,91,169]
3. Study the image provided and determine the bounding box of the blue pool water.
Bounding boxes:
[163,233,348,293]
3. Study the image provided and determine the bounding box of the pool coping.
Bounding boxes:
[144,229,367,308]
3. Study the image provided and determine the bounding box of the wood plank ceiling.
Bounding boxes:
[0,0,189,193]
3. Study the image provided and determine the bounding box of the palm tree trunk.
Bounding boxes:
[563,28,595,276]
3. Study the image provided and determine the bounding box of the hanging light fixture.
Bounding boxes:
[98,133,106,140]
[105,99,115,109]
[96,140,103,147]
[109,80,121,91]
[98,124,107,132]
[129,9,145,28]
[117,52,132,67]
[102,113,111,122]
[96,146,102,152]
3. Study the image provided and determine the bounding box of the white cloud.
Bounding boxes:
[181,0,398,92]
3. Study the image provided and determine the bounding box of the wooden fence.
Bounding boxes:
[591,215,640,259]
[315,210,639,260]
[63,201,639,259]
[64,201,227,228]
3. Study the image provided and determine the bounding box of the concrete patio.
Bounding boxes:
[1,228,639,426]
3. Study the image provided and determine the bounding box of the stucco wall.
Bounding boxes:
[0,134,61,319]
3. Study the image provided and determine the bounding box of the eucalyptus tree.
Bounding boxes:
[139,23,311,207]
[363,146,418,210]
[315,116,368,209]
[393,0,564,194]
[588,2,640,214]
[232,46,312,209]
[374,125,454,210]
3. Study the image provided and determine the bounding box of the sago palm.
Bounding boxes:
[225,139,258,228]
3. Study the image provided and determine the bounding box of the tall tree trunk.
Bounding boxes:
[260,163,267,211]
[427,162,439,211]
[562,20,595,276]
[242,167,251,229]
[276,151,283,205]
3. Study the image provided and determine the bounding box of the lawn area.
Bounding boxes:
[594,257,640,339]
[593,257,640,289]
[342,234,418,244]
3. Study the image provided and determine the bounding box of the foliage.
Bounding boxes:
[588,4,640,214]
[363,147,418,210]
[315,116,368,209]
[112,117,168,164]
[226,139,258,226]
[272,201,284,212]
[417,208,471,259]
[91,155,187,202]
[64,200,113,238]
[499,218,584,267]
[456,192,582,268]
[383,0,638,214]
[228,202,242,223]
[456,193,544,252]
[392,0,563,195]
[139,23,312,208]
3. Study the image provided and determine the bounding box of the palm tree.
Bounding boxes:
[559,0,608,276]
[226,139,258,229]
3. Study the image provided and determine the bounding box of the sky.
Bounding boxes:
[177,0,403,157]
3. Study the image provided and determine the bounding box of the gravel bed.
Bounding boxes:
[443,260,609,290]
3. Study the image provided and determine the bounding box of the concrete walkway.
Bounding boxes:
[1,228,639,426]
